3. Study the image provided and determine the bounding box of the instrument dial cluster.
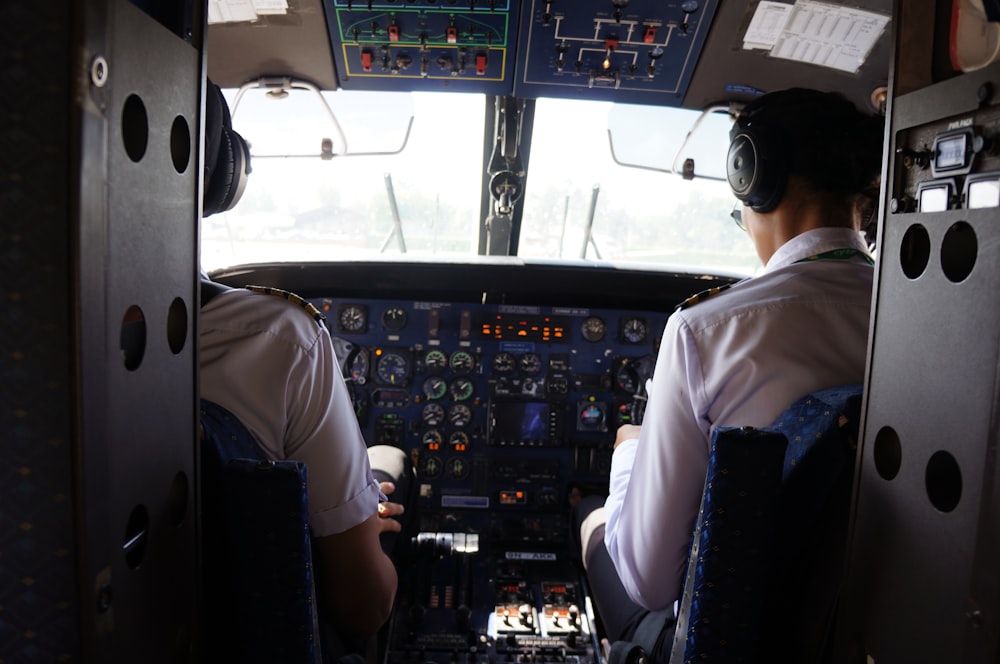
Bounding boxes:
[322,297,664,500]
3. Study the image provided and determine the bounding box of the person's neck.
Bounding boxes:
[753,194,853,265]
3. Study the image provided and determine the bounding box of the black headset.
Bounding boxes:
[726,107,790,214]
[203,80,251,217]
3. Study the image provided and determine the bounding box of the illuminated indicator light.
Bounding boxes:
[602,37,618,70]
[518,330,527,337]
[375,348,383,356]
[516,491,523,498]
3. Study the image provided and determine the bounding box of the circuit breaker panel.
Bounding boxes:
[512,0,719,103]
[325,0,720,104]
[326,0,520,94]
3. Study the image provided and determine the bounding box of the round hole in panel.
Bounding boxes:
[168,471,189,527]
[940,221,977,283]
[123,504,150,569]
[122,94,149,162]
[120,305,147,371]
[170,114,191,174]
[900,223,931,279]
[925,450,962,513]
[872,425,902,481]
[167,297,188,355]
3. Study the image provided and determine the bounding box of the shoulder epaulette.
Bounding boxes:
[245,285,326,325]
[673,283,732,312]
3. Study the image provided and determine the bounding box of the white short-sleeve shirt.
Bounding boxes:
[604,227,875,610]
[200,288,380,538]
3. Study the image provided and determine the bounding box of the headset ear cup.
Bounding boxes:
[223,129,250,212]
[204,128,235,217]
[202,81,252,216]
[726,126,788,214]
[727,133,758,201]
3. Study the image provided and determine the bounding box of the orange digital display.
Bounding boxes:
[480,314,568,341]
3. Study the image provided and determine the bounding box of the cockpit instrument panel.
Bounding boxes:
[317,293,665,664]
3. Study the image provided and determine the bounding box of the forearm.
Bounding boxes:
[315,514,399,636]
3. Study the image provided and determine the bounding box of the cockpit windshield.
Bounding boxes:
[202,87,759,275]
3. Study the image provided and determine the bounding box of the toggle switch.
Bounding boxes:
[555,41,570,72]
[611,0,629,23]
[475,52,488,75]
[680,0,698,34]
[388,23,400,41]
[647,45,664,77]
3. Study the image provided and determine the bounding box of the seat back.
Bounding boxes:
[669,384,863,664]
[200,399,322,664]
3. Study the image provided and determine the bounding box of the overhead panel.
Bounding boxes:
[325,0,520,94]
[512,0,719,104]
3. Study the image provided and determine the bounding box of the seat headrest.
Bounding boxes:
[203,80,251,217]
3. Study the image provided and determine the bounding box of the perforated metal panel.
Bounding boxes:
[78,1,202,659]
[2,0,203,659]
[842,56,1000,664]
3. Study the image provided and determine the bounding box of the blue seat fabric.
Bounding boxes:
[669,384,863,664]
[200,399,322,664]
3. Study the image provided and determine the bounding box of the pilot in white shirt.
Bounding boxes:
[575,87,885,662]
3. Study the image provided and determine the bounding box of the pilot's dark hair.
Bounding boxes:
[726,88,884,220]
[203,79,251,217]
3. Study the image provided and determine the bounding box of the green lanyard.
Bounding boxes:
[794,248,874,266]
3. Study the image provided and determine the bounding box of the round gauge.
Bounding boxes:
[448,403,472,427]
[581,316,606,342]
[449,350,476,374]
[449,377,475,401]
[449,431,470,451]
[375,350,410,385]
[621,318,648,344]
[615,364,639,394]
[424,349,448,371]
[422,376,447,400]
[420,455,443,479]
[445,457,470,480]
[422,430,443,449]
[579,403,606,428]
[492,351,516,373]
[346,347,369,383]
[338,304,367,333]
[381,306,408,332]
[422,402,445,426]
[520,352,543,374]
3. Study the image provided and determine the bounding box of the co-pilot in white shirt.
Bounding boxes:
[201,288,382,538]
[604,227,874,611]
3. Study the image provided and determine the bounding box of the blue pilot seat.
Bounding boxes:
[667,384,864,664]
[199,398,322,664]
